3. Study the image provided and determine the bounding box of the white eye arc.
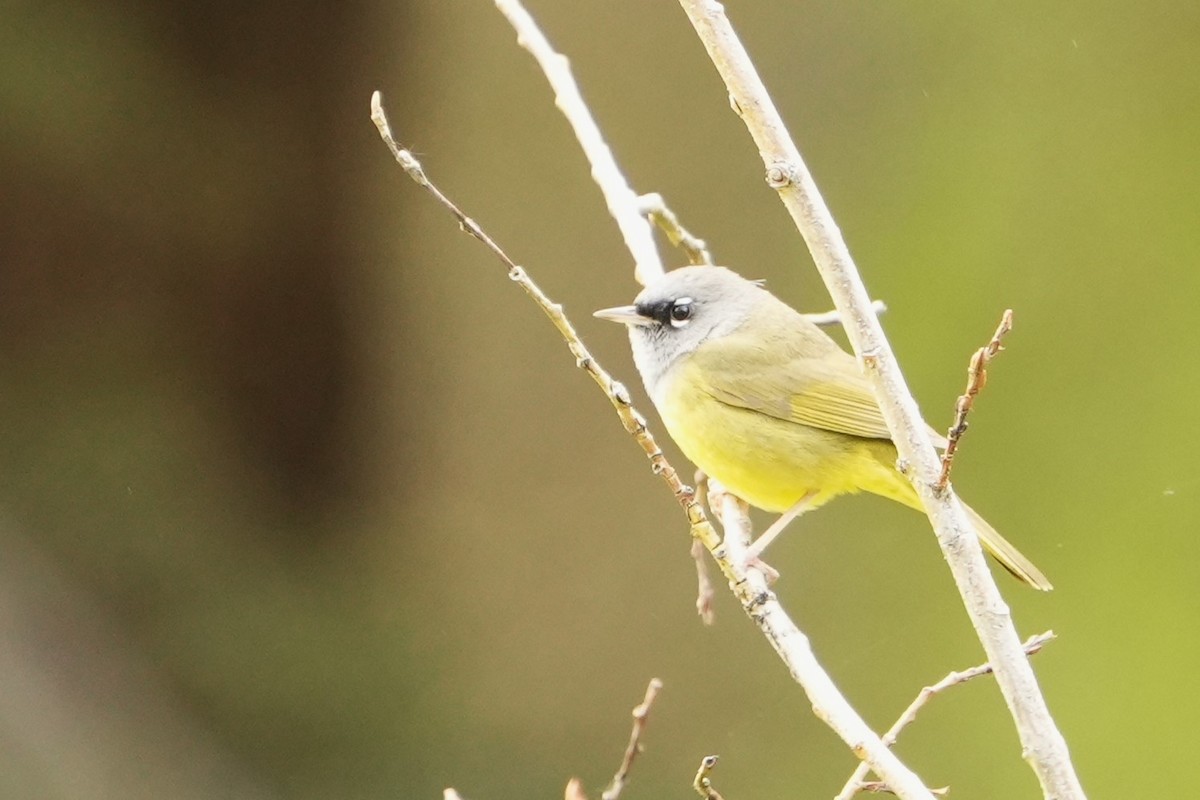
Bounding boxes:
[669,297,694,328]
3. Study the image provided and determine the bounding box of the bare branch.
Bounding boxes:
[834,632,1055,800]
[494,0,663,285]
[675,3,1086,797]
[600,679,664,800]
[937,310,1015,490]
[564,680,664,800]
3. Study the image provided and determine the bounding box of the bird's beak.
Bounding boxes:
[593,304,653,327]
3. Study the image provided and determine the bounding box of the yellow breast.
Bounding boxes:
[655,360,914,514]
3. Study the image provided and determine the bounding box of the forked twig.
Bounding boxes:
[561,679,665,800]
[937,310,1014,491]
[834,631,1055,800]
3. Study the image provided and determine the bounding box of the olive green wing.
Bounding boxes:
[690,333,947,446]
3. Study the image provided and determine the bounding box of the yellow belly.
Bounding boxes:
[657,368,918,514]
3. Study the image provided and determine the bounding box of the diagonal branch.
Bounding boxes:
[494,0,663,285]
[674,2,1085,798]
[370,93,698,525]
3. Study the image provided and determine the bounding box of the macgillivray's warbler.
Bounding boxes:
[594,265,1051,591]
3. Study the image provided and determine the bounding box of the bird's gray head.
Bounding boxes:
[594,266,768,399]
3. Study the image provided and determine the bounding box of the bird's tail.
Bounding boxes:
[961,501,1053,591]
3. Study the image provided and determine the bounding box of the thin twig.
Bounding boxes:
[803,299,887,328]
[565,680,664,800]
[834,631,1055,800]
[494,0,663,285]
[373,87,935,800]
[600,679,664,800]
[690,538,716,625]
[676,4,1086,798]
[692,755,726,800]
[937,310,1014,491]
[690,472,717,624]
[856,782,947,797]
[637,193,713,266]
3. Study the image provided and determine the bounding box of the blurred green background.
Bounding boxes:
[2,0,1195,797]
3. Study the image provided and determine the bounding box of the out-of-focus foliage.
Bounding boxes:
[1,1,1196,798]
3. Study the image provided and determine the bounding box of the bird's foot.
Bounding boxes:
[741,554,780,583]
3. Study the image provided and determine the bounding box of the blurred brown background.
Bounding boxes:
[2,1,1196,797]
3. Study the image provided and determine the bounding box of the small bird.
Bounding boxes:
[594,266,1051,590]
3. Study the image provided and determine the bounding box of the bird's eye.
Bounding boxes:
[669,298,693,326]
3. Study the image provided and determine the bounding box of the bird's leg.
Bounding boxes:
[743,491,818,565]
